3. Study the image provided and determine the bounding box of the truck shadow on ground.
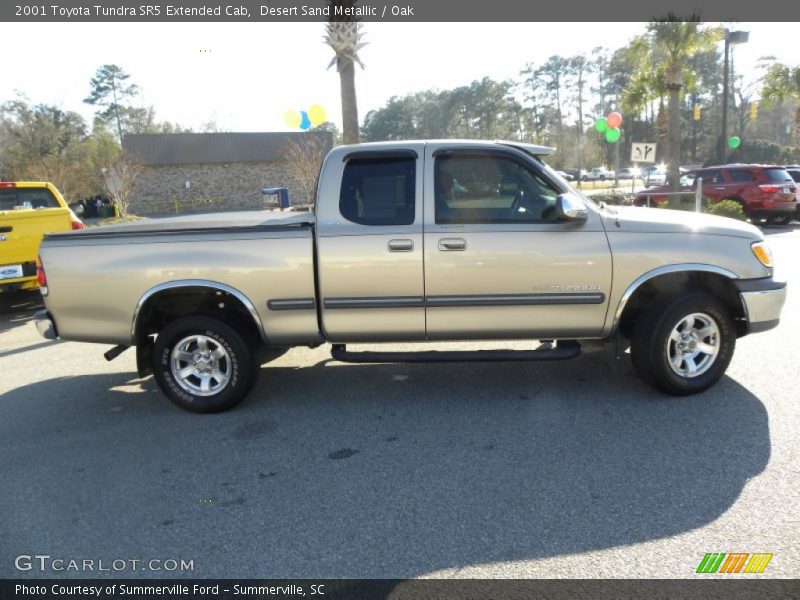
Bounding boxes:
[1,352,770,578]
[0,290,43,334]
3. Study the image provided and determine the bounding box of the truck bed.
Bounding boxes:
[40,210,320,346]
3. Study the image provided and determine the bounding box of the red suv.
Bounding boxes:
[635,164,797,225]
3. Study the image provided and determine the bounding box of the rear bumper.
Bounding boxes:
[735,278,787,334]
[34,310,58,340]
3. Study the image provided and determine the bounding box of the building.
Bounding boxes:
[122,131,333,215]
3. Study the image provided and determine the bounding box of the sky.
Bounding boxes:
[3,22,797,132]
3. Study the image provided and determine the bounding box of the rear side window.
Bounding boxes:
[339,157,415,226]
[763,168,793,183]
[787,170,800,183]
[728,170,756,182]
[0,188,59,211]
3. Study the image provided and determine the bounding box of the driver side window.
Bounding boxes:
[435,153,560,224]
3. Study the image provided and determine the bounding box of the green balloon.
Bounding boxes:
[605,127,621,143]
[728,136,741,149]
[595,117,608,133]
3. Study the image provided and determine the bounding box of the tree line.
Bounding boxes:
[361,24,799,180]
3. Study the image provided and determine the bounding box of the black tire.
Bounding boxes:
[630,292,736,396]
[768,213,791,226]
[152,316,256,413]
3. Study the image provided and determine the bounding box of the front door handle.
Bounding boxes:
[439,238,467,251]
[388,239,414,252]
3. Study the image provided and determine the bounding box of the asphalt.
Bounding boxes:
[1,224,799,580]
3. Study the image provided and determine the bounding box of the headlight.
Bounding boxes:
[751,241,774,268]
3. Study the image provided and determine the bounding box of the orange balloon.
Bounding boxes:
[607,112,623,129]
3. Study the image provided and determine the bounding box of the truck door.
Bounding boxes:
[423,145,612,340]
[316,145,425,341]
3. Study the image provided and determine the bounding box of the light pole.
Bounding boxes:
[721,29,748,163]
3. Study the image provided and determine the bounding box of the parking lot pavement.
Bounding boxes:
[1,226,799,580]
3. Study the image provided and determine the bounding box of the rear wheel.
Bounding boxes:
[630,293,735,396]
[152,316,256,413]
[768,213,791,226]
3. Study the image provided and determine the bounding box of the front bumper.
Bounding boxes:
[735,278,787,334]
[34,310,58,340]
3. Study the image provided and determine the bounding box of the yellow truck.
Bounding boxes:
[0,181,84,293]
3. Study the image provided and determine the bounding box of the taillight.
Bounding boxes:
[71,220,84,230]
[758,185,780,194]
[0,181,16,189]
[36,256,48,296]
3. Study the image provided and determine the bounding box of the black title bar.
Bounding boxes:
[3,0,800,22]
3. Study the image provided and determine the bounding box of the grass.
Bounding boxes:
[89,215,144,227]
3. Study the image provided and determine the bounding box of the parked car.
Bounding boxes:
[35,140,786,412]
[618,167,640,180]
[582,167,615,181]
[784,165,800,221]
[641,166,667,187]
[634,164,797,225]
[0,181,84,294]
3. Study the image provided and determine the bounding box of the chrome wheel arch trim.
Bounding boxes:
[606,263,739,337]
[131,279,267,344]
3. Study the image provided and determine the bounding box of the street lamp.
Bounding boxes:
[721,29,749,163]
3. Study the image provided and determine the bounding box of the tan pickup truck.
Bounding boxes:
[34,141,787,412]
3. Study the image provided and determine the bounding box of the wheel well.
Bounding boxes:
[134,286,265,351]
[617,272,747,338]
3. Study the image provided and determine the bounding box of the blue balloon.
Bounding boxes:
[299,111,311,130]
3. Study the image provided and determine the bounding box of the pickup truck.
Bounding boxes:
[1,181,84,293]
[34,141,787,413]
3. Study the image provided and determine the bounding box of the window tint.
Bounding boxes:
[435,154,560,224]
[339,157,415,226]
[763,168,792,183]
[0,188,59,211]
[729,170,756,182]
[698,170,723,184]
[787,170,800,183]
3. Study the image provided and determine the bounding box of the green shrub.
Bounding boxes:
[707,200,747,221]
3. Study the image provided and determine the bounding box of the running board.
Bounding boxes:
[330,341,581,364]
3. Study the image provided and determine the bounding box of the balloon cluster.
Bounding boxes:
[284,104,326,130]
[594,111,623,143]
[728,136,741,149]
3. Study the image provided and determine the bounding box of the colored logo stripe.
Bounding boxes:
[697,552,773,574]
[744,553,773,573]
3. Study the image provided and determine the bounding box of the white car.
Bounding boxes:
[582,167,615,181]
[642,166,667,187]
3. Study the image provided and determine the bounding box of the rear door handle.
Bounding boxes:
[438,238,467,251]
[388,239,413,252]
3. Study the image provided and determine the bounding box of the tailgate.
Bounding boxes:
[0,208,72,266]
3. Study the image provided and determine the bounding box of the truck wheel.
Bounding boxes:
[630,293,735,396]
[152,316,256,413]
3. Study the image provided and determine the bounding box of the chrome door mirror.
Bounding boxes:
[555,193,588,222]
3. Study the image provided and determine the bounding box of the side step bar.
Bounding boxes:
[330,341,581,364]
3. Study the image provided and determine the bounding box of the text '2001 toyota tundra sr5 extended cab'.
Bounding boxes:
[34,141,787,412]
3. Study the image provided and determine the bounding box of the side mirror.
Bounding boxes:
[555,193,588,222]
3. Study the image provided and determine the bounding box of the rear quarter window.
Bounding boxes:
[763,168,793,183]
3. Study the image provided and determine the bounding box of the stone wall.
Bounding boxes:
[129,161,312,215]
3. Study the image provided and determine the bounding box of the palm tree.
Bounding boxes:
[643,21,721,200]
[324,2,366,145]
[761,63,800,160]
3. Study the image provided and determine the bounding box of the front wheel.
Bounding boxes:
[152,316,256,413]
[630,293,735,396]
